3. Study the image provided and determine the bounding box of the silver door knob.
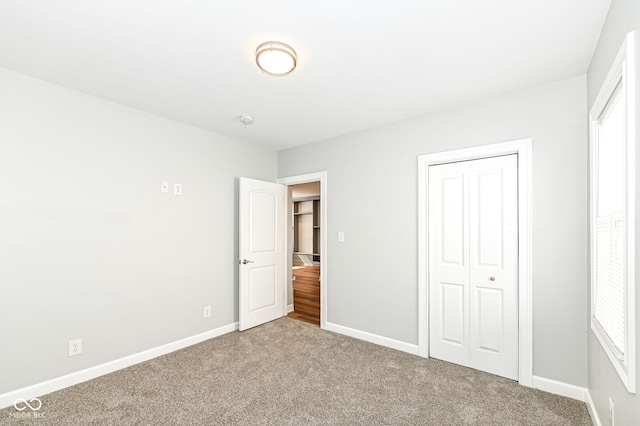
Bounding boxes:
[240,259,254,264]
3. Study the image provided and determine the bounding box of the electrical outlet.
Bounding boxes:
[609,397,614,426]
[160,181,169,194]
[68,338,82,357]
[203,306,211,318]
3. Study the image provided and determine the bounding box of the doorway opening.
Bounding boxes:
[288,182,321,326]
[278,172,328,329]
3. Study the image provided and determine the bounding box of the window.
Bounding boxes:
[589,32,636,393]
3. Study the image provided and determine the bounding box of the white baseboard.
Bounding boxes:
[0,322,238,410]
[287,304,294,313]
[585,390,602,426]
[531,375,587,401]
[325,322,420,356]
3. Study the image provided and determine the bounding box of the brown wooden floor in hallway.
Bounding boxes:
[287,265,320,326]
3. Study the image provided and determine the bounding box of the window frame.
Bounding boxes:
[589,31,636,393]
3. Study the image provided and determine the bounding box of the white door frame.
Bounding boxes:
[277,171,328,329]
[418,139,532,387]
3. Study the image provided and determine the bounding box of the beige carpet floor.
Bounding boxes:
[0,317,591,425]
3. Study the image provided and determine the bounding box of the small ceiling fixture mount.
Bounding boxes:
[239,114,254,131]
[255,41,297,77]
[239,115,254,126]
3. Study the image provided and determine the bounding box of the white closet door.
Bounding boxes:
[428,161,471,368]
[429,155,518,380]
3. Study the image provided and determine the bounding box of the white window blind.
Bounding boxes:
[594,212,625,357]
[593,84,626,360]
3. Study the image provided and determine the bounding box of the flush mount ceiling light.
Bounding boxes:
[255,41,297,77]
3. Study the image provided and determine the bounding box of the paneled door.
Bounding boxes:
[428,154,518,380]
[239,178,286,331]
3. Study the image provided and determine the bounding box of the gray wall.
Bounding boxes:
[0,68,277,393]
[587,0,640,424]
[279,75,588,387]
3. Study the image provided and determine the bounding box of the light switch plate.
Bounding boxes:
[174,183,182,196]
[337,231,345,243]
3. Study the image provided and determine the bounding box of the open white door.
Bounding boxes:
[239,177,286,331]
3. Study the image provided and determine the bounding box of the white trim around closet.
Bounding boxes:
[417,139,533,387]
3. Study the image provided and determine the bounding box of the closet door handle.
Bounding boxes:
[240,259,254,265]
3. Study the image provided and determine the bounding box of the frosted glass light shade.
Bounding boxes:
[256,41,297,76]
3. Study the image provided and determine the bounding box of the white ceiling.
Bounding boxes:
[0,1,611,150]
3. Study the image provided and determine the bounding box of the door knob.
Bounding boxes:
[489,276,496,281]
[240,259,254,265]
